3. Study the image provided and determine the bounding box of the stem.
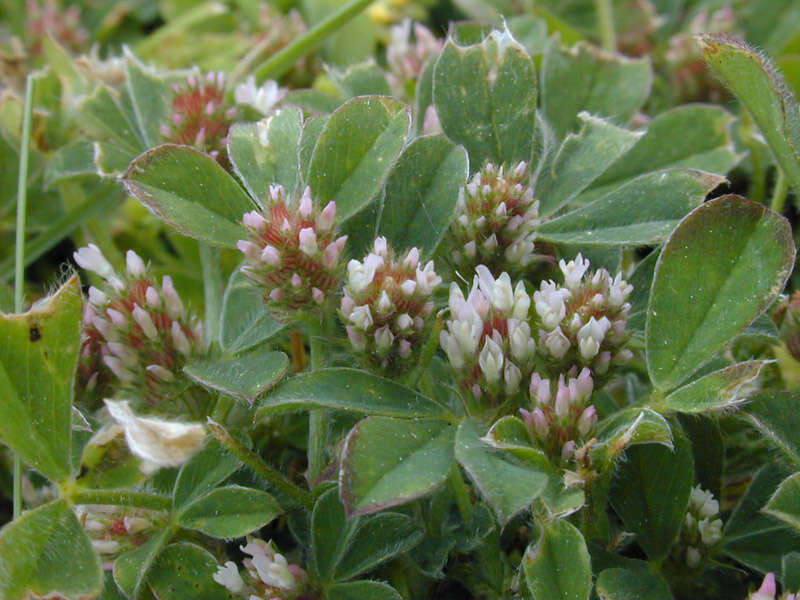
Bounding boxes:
[770,168,789,215]
[13,74,35,520]
[68,489,172,512]
[199,243,223,348]
[253,0,375,83]
[208,420,315,510]
[306,321,328,484]
[448,463,473,522]
[403,316,444,387]
[595,0,616,52]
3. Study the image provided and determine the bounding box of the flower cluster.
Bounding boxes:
[671,486,723,569]
[26,0,88,55]
[534,254,633,374]
[520,368,597,462]
[213,537,308,599]
[449,161,544,275]
[74,504,166,560]
[340,237,440,372]
[235,77,287,116]
[385,19,442,96]
[441,266,535,405]
[160,70,236,165]
[749,573,799,600]
[238,185,347,322]
[74,245,205,408]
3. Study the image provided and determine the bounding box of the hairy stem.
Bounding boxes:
[199,242,223,348]
[595,0,617,52]
[68,488,172,512]
[208,420,315,510]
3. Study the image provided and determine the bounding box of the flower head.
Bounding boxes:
[341,237,439,372]
[441,265,535,406]
[520,368,596,462]
[74,245,205,408]
[238,185,347,322]
[160,70,236,165]
[386,19,442,96]
[669,485,723,571]
[214,537,308,599]
[449,161,546,275]
[534,254,633,374]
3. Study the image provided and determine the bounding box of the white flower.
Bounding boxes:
[508,319,536,363]
[577,316,611,361]
[234,76,286,115]
[478,337,504,384]
[213,561,245,593]
[298,228,319,256]
[349,305,373,331]
[698,517,722,546]
[690,486,720,519]
[534,281,570,329]
[504,362,522,394]
[104,400,205,472]
[241,538,297,592]
[125,250,147,279]
[73,244,124,290]
[347,254,382,294]
[559,253,591,291]
[685,546,701,568]
[416,260,441,295]
[542,327,570,359]
[476,266,514,312]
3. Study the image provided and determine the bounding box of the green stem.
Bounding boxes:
[13,74,35,520]
[199,243,223,349]
[306,320,329,484]
[770,168,789,215]
[448,463,473,522]
[134,3,228,58]
[207,420,315,510]
[68,489,172,512]
[253,0,375,83]
[403,316,444,387]
[595,0,616,52]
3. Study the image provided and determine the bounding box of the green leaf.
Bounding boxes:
[455,418,548,524]
[481,416,550,468]
[45,140,98,184]
[595,567,673,600]
[172,439,240,509]
[433,29,538,167]
[0,499,102,600]
[746,391,800,468]
[764,473,800,534]
[700,35,800,196]
[79,85,143,156]
[723,463,800,575]
[330,61,392,98]
[541,41,651,140]
[609,432,693,561]
[308,96,409,223]
[339,417,455,516]
[257,368,451,420]
[178,485,281,538]
[784,552,800,590]
[414,59,435,136]
[646,195,794,391]
[184,347,289,403]
[328,581,403,600]
[299,115,329,181]
[147,542,229,599]
[654,361,768,413]
[114,529,172,599]
[123,144,255,248]
[227,107,303,200]
[536,113,642,216]
[311,488,421,583]
[627,249,658,331]
[578,105,741,204]
[538,169,722,242]
[378,135,467,257]
[0,275,81,483]
[125,51,171,148]
[677,414,724,499]
[219,268,284,354]
[521,519,592,600]
[594,407,673,465]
